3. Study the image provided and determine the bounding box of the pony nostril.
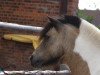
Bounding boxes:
[30,56,33,60]
[35,59,44,66]
[36,60,40,63]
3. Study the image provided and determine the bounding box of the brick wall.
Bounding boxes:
[0,0,60,26]
[67,0,79,15]
[0,0,79,70]
[0,0,79,26]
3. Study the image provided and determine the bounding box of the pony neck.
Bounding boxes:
[74,19,100,75]
[79,19,100,44]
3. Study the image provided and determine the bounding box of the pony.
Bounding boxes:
[30,15,100,75]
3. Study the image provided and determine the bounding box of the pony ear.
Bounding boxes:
[48,17,63,32]
[64,15,81,28]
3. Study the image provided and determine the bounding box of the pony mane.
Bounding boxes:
[40,16,81,40]
[39,22,53,40]
[58,15,81,28]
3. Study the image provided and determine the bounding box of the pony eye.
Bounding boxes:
[45,35,50,39]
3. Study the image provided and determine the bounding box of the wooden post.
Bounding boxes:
[60,0,68,15]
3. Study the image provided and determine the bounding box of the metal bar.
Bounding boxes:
[0,70,70,75]
[0,22,43,32]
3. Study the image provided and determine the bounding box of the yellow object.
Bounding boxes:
[3,34,41,49]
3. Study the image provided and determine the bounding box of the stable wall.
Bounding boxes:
[0,0,79,70]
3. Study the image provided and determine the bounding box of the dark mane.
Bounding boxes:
[58,15,81,28]
[39,22,53,40]
[40,15,81,40]
[39,17,63,40]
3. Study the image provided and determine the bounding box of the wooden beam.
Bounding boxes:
[60,0,68,15]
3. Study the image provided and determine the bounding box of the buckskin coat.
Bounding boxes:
[30,16,100,75]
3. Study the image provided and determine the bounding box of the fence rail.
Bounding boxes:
[0,22,43,32]
[0,70,70,75]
